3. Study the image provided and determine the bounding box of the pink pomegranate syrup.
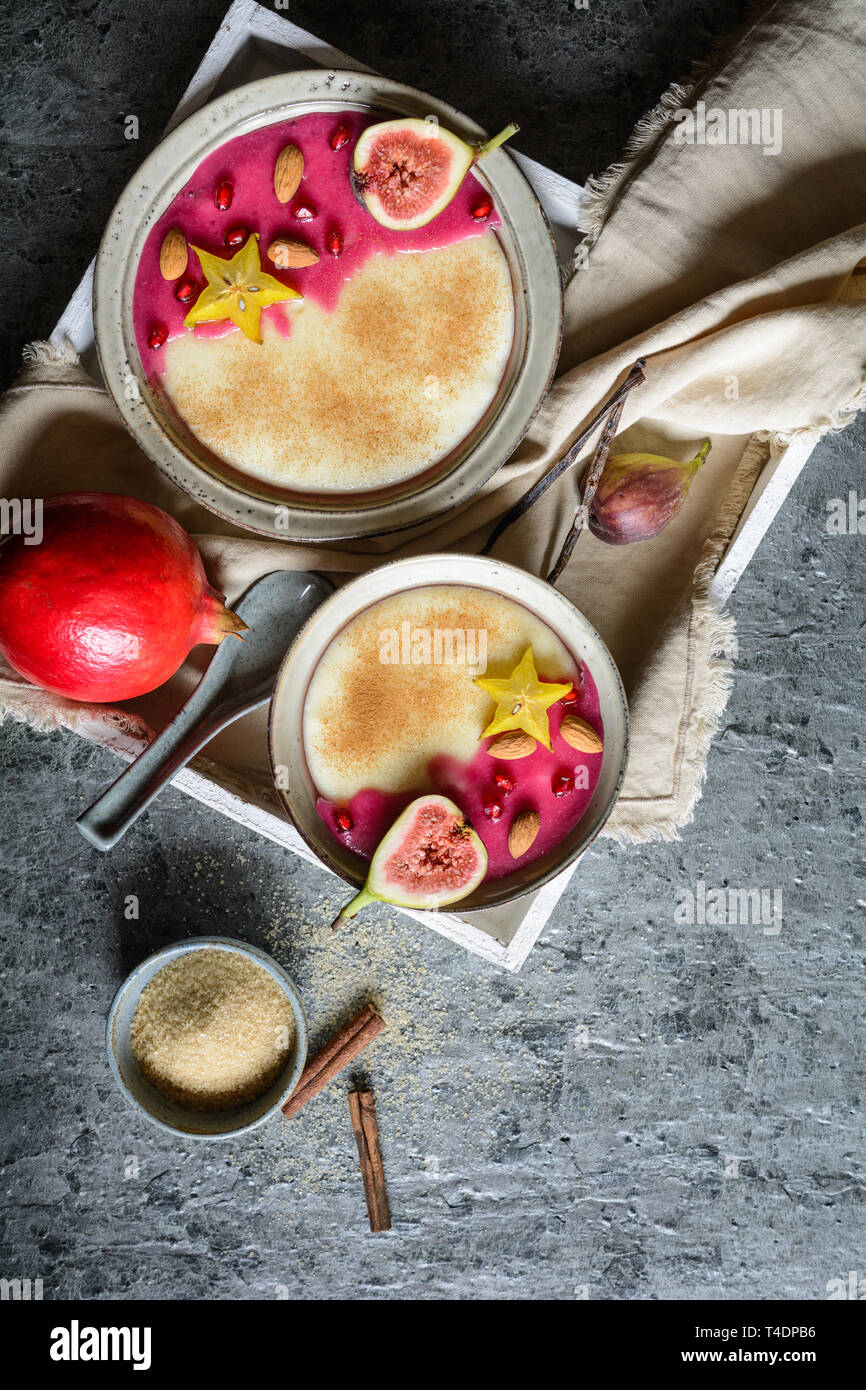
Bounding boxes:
[133,109,502,377]
[317,663,604,882]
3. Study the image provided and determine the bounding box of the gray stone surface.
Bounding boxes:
[1,0,864,1302]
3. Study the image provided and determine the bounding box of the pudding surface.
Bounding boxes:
[133,109,514,494]
[159,237,513,492]
[304,585,578,803]
[302,583,605,882]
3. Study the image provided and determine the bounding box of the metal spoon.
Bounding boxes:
[76,569,332,852]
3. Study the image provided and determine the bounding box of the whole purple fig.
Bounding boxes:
[588,440,711,545]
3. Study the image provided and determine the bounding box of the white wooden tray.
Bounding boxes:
[47,0,817,969]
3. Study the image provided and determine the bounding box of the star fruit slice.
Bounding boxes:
[474,645,572,751]
[184,234,301,344]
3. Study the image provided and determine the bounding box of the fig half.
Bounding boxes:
[352,117,518,230]
[331,794,488,927]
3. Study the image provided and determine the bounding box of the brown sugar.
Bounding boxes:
[130,949,294,1111]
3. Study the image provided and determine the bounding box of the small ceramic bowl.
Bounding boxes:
[268,553,629,912]
[106,936,308,1139]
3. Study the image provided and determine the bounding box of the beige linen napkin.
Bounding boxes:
[2,0,864,842]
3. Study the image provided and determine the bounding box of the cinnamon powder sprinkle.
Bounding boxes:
[304,585,577,801]
[312,594,494,791]
[161,235,514,493]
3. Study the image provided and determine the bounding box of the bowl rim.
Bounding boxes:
[105,935,309,1139]
[92,69,562,542]
[267,553,630,913]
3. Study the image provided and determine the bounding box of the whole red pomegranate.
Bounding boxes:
[0,492,244,701]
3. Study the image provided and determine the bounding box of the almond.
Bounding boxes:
[267,237,320,269]
[560,714,603,754]
[158,226,187,280]
[508,809,540,859]
[488,729,537,760]
[274,143,304,203]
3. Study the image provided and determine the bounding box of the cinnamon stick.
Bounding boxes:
[281,1003,385,1119]
[348,1086,391,1232]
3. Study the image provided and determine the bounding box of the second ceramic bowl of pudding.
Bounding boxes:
[93,71,562,542]
[268,554,629,912]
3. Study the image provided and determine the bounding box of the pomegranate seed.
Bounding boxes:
[329,124,351,151]
[326,228,343,257]
[471,196,493,221]
[174,278,196,304]
[493,771,514,796]
[552,771,574,798]
[560,689,579,705]
[225,225,248,249]
[294,202,317,221]
[147,324,168,350]
[335,809,353,833]
[482,795,503,821]
[214,179,233,211]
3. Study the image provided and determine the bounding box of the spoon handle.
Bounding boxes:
[76,693,267,852]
